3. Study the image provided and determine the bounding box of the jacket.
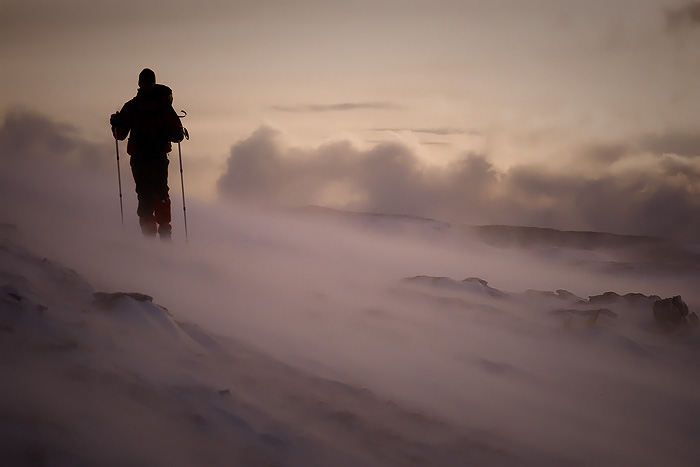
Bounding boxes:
[113,84,184,156]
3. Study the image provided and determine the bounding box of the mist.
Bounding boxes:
[217,122,700,241]
[2,110,700,466]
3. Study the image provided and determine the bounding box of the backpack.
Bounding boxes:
[123,84,183,155]
[149,84,185,144]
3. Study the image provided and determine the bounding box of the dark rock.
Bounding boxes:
[464,277,489,287]
[652,296,692,329]
[93,292,154,310]
[623,292,653,302]
[463,277,509,299]
[405,276,508,298]
[556,289,581,301]
[523,289,584,303]
[6,291,22,302]
[404,275,451,285]
[689,312,699,327]
[588,291,622,305]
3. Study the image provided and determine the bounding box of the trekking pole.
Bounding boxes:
[177,141,188,242]
[114,134,124,226]
[177,110,190,242]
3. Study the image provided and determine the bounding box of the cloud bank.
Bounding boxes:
[2,109,698,242]
[0,109,113,174]
[218,125,700,240]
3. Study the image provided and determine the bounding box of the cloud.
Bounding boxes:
[578,131,700,167]
[271,102,403,113]
[665,2,700,31]
[640,131,700,158]
[216,125,433,214]
[579,142,632,165]
[0,109,113,174]
[506,162,700,240]
[218,126,700,240]
[369,127,481,136]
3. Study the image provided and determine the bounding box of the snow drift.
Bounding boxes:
[0,222,551,467]
[2,203,700,466]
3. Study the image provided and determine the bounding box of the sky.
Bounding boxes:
[3,3,700,462]
[2,0,700,239]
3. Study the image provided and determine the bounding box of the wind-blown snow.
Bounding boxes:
[0,223,545,466]
[2,150,700,466]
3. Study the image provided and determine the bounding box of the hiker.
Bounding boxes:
[110,68,184,238]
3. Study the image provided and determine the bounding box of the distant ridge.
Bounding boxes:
[467,224,662,250]
[299,206,661,247]
[301,205,451,225]
[296,206,700,268]
[297,205,451,230]
[467,224,700,269]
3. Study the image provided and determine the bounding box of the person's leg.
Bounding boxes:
[154,198,171,238]
[151,155,171,238]
[130,155,157,236]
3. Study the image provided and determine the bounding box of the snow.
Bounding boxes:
[2,159,700,466]
[0,228,547,467]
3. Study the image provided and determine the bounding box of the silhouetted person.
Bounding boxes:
[110,68,184,238]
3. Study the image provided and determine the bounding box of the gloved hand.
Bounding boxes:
[110,112,121,127]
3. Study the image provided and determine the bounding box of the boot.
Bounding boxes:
[139,216,158,237]
[158,224,172,240]
[154,198,172,240]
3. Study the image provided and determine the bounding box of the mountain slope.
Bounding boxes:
[0,225,548,467]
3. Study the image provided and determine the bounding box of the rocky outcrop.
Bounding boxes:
[652,296,698,330]
[93,292,154,310]
[588,292,660,307]
[404,276,510,299]
[462,277,509,299]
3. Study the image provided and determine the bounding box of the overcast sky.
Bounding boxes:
[1,0,699,238]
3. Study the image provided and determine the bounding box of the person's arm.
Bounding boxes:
[110,100,133,141]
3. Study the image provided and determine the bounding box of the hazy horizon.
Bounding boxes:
[2,104,700,241]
